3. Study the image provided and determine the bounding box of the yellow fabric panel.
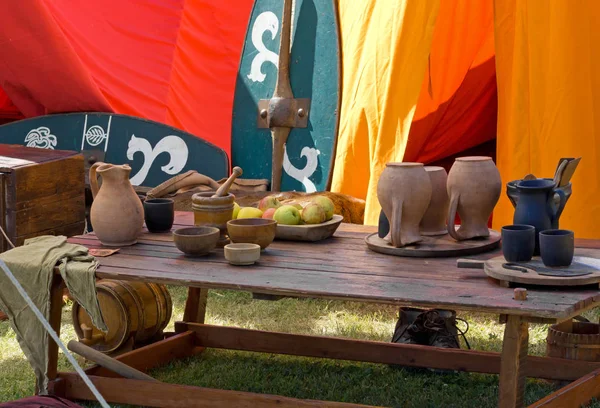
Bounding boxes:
[493,0,600,238]
[332,0,440,225]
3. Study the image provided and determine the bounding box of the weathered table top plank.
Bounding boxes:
[68,212,600,319]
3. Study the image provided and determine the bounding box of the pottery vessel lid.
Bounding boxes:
[386,162,423,167]
[424,166,445,172]
[455,156,492,162]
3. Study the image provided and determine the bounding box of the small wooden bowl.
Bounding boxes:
[226,218,277,250]
[173,227,220,256]
[224,243,261,266]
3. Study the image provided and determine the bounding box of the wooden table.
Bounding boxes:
[46,212,600,408]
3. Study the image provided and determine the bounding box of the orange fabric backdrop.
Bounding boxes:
[405,0,496,165]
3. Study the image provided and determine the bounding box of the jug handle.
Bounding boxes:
[389,201,404,247]
[89,162,105,199]
[550,189,567,225]
[447,194,461,240]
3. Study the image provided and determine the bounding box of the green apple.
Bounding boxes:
[273,205,301,225]
[312,196,335,220]
[301,203,326,224]
[232,202,241,219]
[237,207,263,219]
[258,196,282,211]
[288,202,303,210]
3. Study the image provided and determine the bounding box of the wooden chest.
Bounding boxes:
[0,145,85,252]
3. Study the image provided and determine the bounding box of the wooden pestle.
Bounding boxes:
[212,167,243,198]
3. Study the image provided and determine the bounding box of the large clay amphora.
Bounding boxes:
[513,179,566,255]
[447,157,501,241]
[377,163,432,247]
[90,162,144,247]
[420,166,449,236]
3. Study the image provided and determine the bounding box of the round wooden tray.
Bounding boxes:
[483,250,600,287]
[365,229,500,258]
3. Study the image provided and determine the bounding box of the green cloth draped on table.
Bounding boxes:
[0,236,106,393]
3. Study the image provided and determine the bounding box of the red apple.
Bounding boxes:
[262,207,277,219]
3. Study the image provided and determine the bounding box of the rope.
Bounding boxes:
[0,258,109,407]
[0,224,15,249]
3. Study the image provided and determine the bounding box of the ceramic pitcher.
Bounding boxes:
[420,166,449,236]
[446,157,501,241]
[377,162,432,247]
[90,162,144,246]
[513,178,566,255]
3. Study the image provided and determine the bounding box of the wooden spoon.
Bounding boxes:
[553,159,568,187]
[559,157,581,187]
[212,166,243,198]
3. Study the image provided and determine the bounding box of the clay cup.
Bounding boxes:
[144,198,174,233]
[540,229,575,267]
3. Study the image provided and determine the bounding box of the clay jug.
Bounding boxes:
[446,157,501,241]
[513,179,566,255]
[90,162,144,247]
[420,166,449,236]
[377,163,432,247]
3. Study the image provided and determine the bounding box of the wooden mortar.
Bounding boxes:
[191,192,235,247]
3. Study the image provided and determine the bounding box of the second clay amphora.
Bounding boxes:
[90,162,144,247]
[420,166,449,236]
[377,163,432,247]
[446,157,501,241]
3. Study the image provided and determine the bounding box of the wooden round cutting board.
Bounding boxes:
[364,230,501,258]
[481,250,600,287]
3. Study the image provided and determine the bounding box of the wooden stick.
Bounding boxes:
[68,340,158,382]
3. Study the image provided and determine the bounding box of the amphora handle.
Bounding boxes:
[447,194,461,240]
[387,201,404,247]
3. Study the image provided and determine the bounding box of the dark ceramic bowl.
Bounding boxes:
[501,224,535,262]
[227,218,277,250]
[173,226,220,256]
[144,198,174,233]
[539,229,574,267]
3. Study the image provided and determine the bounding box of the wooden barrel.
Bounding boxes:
[72,280,172,354]
[547,320,600,362]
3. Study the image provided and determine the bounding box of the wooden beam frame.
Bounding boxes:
[58,373,371,408]
[528,367,600,408]
[173,322,599,382]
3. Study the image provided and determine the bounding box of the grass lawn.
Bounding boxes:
[1,286,598,407]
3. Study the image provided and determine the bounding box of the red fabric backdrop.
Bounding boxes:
[0,0,254,153]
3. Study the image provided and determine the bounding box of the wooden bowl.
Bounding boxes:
[226,218,277,250]
[275,214,343,242]
[172,227,220,256]
[224,243,261,266]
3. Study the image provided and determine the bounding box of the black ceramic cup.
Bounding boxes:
[501,224,535,262]
[539,229,574,267]
[143,198,174,233]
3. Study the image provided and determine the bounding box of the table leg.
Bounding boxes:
[182,288,208,324]
[499,315,529,408]
[43,274,65,394]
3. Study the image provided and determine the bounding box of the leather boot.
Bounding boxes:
[391,307,427,345]
[424,309,461,348]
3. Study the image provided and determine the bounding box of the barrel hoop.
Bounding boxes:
[119,281,146,338]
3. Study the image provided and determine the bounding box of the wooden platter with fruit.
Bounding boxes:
[232,195,342,242]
